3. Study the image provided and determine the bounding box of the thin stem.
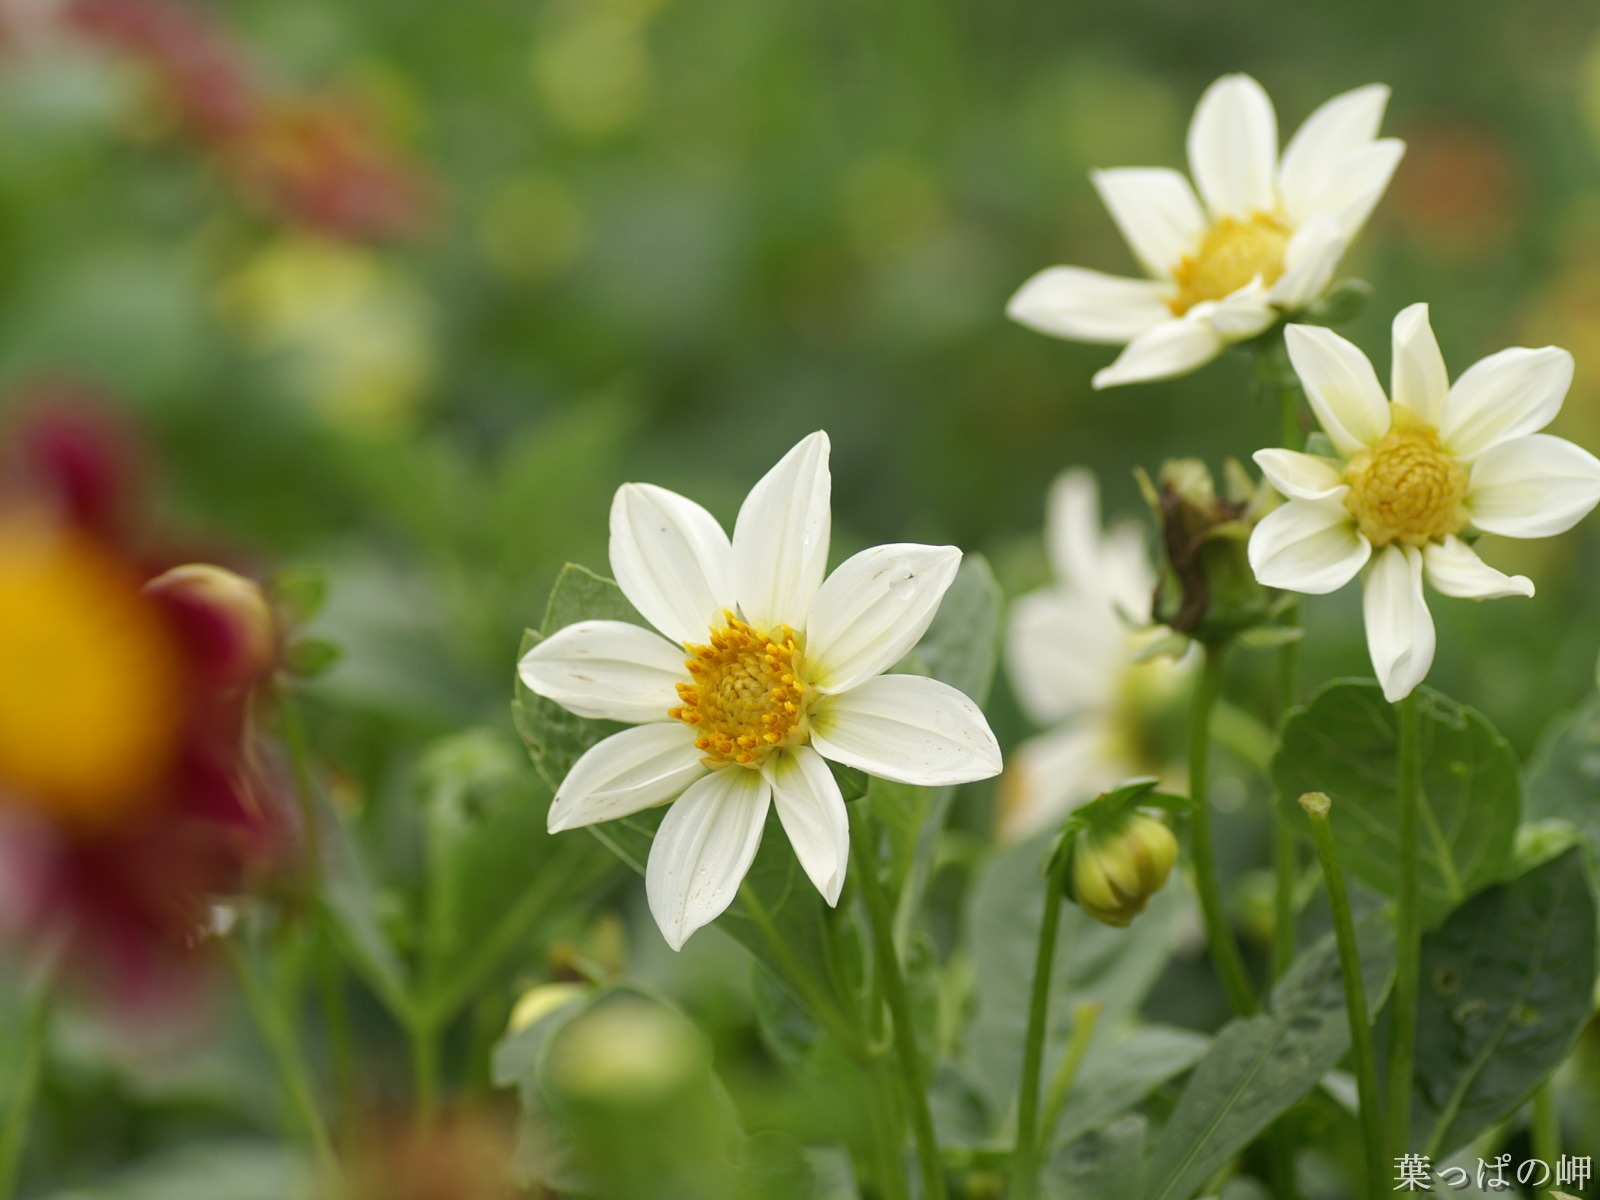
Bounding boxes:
[411,1019,440,1125]
[851,820,947,1200]
[0,986,50,1200]
[277,688,324,882]
[1301,793,1385,1200]
[1532,1081,1561,1171]
[1188,643,1258,1016]
[1038,1002,1101,1149]
[1384,690,1423,1158]
[315,925,357,1128]
[1007,867,1065,1200]
[224,938,338,1178]
[738,883,868,1060]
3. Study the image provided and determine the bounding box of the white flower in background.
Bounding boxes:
[1249,306,1600,702]
[1008,74,1404,389]
[1001,470,1191,842]
[518,432,1003,949]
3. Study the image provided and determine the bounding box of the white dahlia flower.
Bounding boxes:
[1009,74,1404,389]
[519,432,1003,948]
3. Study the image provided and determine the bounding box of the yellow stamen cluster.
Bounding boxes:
[0,518,185,830]
[1170,213,1291,315]
[1343,424,1470,548]
[670,613,808,766]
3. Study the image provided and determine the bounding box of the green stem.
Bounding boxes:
[315,925,357,1128]
[0,987,49,1200]
[1301,793,1385,1200]
[851,820,947,1200]
[277,689,324,882]
[1189,644,1258,1016]
[1007,867,1065,1200]
[411,1018,440,1125]
[1384,689,1423,1157]
[224,938,338,1177]
[1038,1002,1101,1150]
[1532,1081,1561,1170]
[738,883,868,1060]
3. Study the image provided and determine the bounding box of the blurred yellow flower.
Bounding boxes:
[219,236,436,433]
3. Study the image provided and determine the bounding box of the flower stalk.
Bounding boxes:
[851,818,947,1200]
[0,985,50,1200]
[1188,644,1258,1016]
[1300,792,1385,1200]
[1038,1002,1101,1154]
[1384,690,1422,1157]
[1007,864,1066,1200]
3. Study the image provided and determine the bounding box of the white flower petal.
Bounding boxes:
[1044,468,1102,587]
[1206,281,1277,340]
[1468,434,1600,538]
[1005,587,1121,725]
[1320,139,1406,241]
[732,431,831,632]
[763,746,849,906]
[1422,536,1534,600]
[1391,302,1449,427]
[811,674,1003,788]
[805,543,963,694]
[1362,544,1435,703]
[1248,498,1371,594]
[645,767,771,950]
[1279,84,1391,227]
[549,723,708,833]
[1284,323,1392,455]
[1270,213,1344,311]
[610,483,733,646]
[518,620,687,724]
[1006,266,1174,344]
[1092,317,1224,390]
[1187,74,1279,220]
[1440,346,1575,461]
[997,724,1120,844]
[1089,168,1207,280]
[1252,448,1349,502]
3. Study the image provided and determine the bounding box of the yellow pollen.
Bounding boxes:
[0,518,186,830]
[1343,424,1471,548]
[1169,213,1291,315]
[669,612,809,767]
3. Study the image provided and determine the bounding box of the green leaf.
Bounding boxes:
[1041,1114,1146,1200]
[1137,913,1396,1200]
[512,563,649,794]
[315,785,414,1022]
[416,729,615,1025]
[270,566,328,627]
[737,1131,815,1200]
[39,1141,308,1200]
[1525,693,1600,853]
[283,637,342,678]
[1051,1026,1210,1148]
[964,833,1183,1120]
[1273,680,1521,927]
[1409,847,1597,1158]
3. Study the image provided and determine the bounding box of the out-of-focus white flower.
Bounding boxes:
[1000,470,1191,841]
[1248,306,1600,702]
[519,432,1002,949]
[1009,74,1404,389]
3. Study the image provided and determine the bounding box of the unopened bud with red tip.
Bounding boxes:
[145,564,277,689]
[1060,807,1179,928]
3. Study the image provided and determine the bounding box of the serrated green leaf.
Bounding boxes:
[1409,847,1596,1158]
[1273,680,1521,927]
[1137,912,1396,1200]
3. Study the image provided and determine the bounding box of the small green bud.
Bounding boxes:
[1068,811,1179,928]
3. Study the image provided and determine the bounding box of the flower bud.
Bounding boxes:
[1069,812,1179,928]
[1139,458,1274,644]
[144,563,277,688]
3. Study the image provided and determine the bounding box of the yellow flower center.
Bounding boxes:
[1169,213,1291,315]
[0,518,186,830]
[1343,424,1471,548]
[670,613,809,766]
